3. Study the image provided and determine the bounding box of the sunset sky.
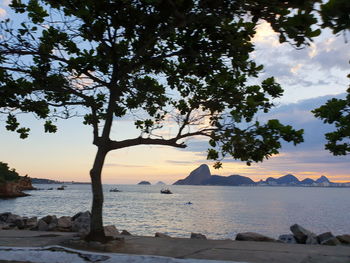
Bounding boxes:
[0,1,349,184]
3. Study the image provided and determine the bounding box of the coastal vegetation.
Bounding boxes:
[0,0,347,241]
[0,162,20,185]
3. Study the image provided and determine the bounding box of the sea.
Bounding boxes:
[1,184,349,239]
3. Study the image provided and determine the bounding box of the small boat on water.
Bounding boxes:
[160,188,172,194]
[57,185,66,190]
[110,188,122,192]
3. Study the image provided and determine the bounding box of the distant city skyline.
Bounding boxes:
[0,2,349,184]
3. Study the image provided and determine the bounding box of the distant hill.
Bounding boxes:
[31,178,62,184]
[173,164,211,185]
[173,164,350,187]
[266,174,299,185]
[203,175,255,186]
[173,165,255,186]
[156,181,166,185]
[316,176,330,183]
[138,181,151,185]
[31,178,90,184]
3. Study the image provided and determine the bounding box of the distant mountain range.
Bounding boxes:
[31,178,90,184]
[173,164,350,187]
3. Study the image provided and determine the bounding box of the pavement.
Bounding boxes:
[0,230,350,263]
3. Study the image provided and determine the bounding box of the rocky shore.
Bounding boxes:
[1,212,349,249]
[0,176,36,198]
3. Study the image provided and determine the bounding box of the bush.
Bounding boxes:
[0,162,20,184]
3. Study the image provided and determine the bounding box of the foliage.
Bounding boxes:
[0,0,323,165]
[313,85,350,155]
[0,0,341,239]
[0,162,20,184]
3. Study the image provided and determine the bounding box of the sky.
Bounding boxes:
[0,1,349,184]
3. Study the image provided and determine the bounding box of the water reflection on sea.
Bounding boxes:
[0,184,349,239]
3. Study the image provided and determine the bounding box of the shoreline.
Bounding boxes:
[0,229,350,263]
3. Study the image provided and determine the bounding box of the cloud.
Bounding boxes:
[0,8,7,18]
[1,0,11,6]
[176,94,350,181]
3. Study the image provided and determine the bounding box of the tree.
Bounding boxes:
[313,0,350,155]
[313,84,350,155]
[0,162,20,185]
[0,0,332,241]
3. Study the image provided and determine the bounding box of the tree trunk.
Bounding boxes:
[85,146,108,242]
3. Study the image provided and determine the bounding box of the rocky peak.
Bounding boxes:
[173,164,211,185]
[315,176,330,183]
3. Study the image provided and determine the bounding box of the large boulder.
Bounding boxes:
[336,234,350,244]
[57,216,72,231]
[24,217,38,229]
[72,211,91,233]
[190,232,207,239]
[278,234,297,244]
[236,232,275,242]
[37,219,49,231]
[317,232,341,246]
[104,225,119,238]
[0,212,22,224]
[40,215,58,231]
[290,224,318,244]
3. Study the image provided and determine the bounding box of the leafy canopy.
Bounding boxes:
[313,82,350,155]
[0,162,20,184]
[1,0,336,166]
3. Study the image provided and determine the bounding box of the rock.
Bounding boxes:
[0,223,10,230]
[40,215,58,231]
[318,232,341,246]
[57,216,72,230]
[104,225,119,238]
[0,181,30,198]
[72,211,91,233]
[191,233,207,240]
[13,218,25,229]
[336,234,350,244]
[0,213,22,224]
[17,175,36,190]
[25,217,37,229]
[121,230,131,235]
[290,224,318,244]
[236,232,275,242]
[278,234,297,244]
[37,219,49,231]
[155,232,171,238]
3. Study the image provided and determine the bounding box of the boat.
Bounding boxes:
[160,188,172,194]
[110,188,122,192]
[57,185,65,190]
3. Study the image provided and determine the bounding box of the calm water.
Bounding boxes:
[0,184,349,239]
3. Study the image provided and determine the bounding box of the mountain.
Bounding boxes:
[173,165,254,186]
[203,175,255,186]
[266,174,300,185]
[315,176,330,183]
[156,181,166,185]
[138,181,151,185]
[300,178,315,185]
[173,164,211,185]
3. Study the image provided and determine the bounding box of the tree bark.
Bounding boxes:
[85,146,108,242]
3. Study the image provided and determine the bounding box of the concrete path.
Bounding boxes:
[1,230,350,263]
